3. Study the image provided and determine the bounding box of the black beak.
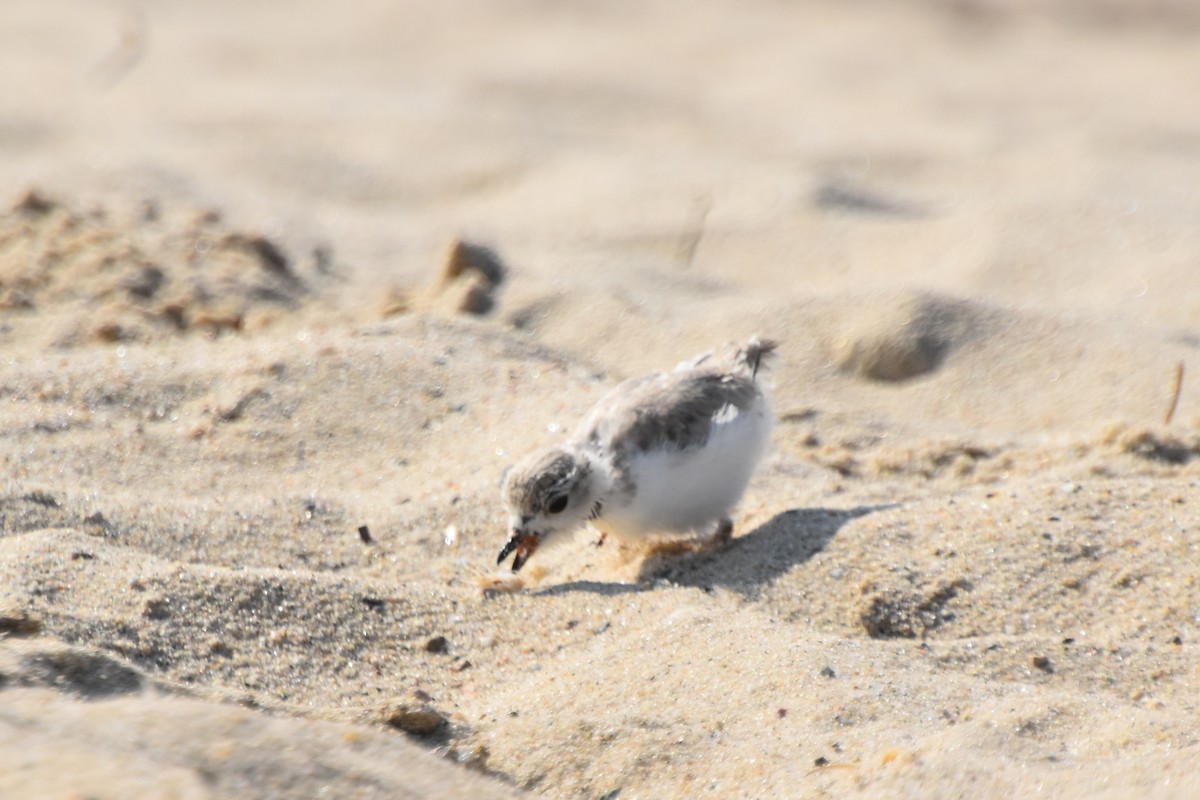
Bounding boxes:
[497,531,539,572]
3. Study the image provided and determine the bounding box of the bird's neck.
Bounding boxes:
[576,448,618,506]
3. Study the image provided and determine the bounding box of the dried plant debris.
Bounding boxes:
[0,188,328,347]
[475,572,526,597]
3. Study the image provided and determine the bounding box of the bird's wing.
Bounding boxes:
[577,368,761,459]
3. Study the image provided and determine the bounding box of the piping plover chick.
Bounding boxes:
[497,337,776,573]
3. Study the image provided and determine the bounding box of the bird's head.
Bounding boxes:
[498,446,597,572]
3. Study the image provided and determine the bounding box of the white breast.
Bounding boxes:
[598,394,772,540]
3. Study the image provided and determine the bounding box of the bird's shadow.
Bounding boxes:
[535,504,893,598]
[533,579,650,598]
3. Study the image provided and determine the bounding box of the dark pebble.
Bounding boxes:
[382,703,446,735]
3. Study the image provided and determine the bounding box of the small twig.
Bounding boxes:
[675,195,711,268]
[93,7,147,89]
[1164,361,1185,425]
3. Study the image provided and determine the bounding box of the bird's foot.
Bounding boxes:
[710,517,733,547]
[645,519,734,558]
[644,538,699,558]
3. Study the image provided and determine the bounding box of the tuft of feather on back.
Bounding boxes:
[736,337,779,379]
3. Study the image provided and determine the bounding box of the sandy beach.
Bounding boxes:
[3,1,1200,797]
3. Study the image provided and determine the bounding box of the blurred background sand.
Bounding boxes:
[2,1,1199,797]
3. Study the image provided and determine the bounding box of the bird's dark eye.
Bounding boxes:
[546,494,569,514]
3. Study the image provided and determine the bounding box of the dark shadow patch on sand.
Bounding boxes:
[858,576,975,639]
[0,494,122,541]
[813,179,928,219]
[1107,426,1200,465]
[533,580,651,598]
[17,647,147,699]
[0,493,83,538]
[641,505,895,596]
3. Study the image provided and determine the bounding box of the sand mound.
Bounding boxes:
[0,643,519,800]
[378,238,508,319]
[826,291,992,382]
[4,0,1200,796]
[1,298,1197,799]
[485,284,1196,437]
[762,291,1197,437]
[0,189,326,348]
